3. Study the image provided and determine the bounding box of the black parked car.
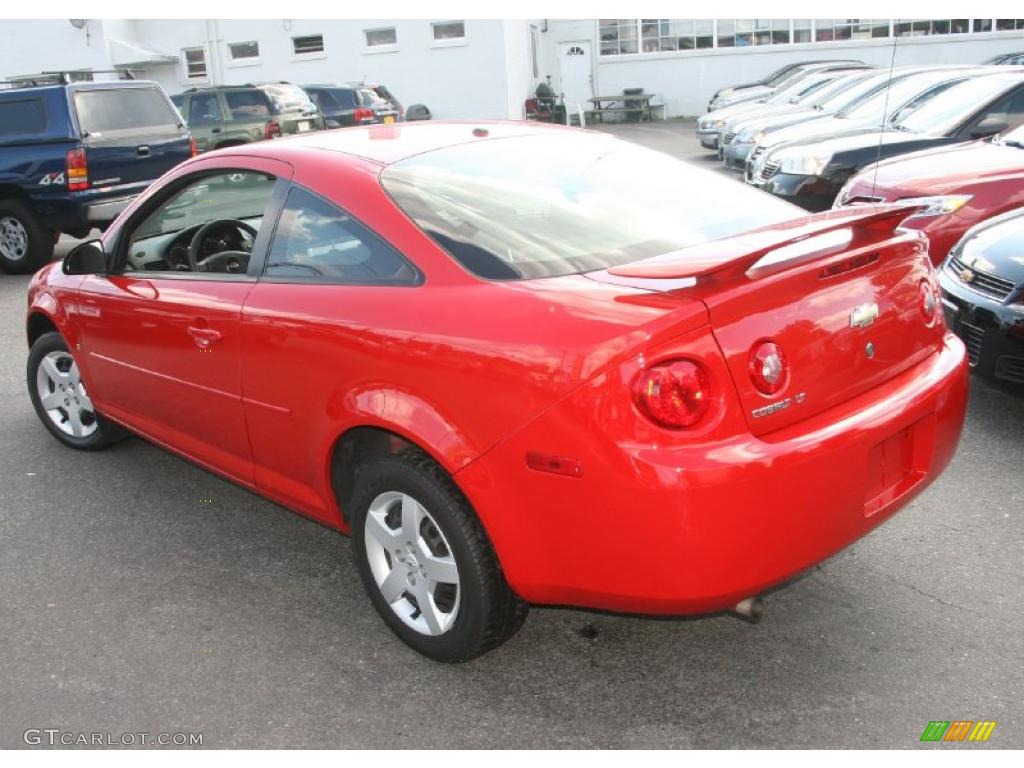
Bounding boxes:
[757,70,1024,210]
[303,84,400,128]
[345,82,405,121]
[940,208,1024,387]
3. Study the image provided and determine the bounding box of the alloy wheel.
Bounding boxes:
[0,216,29,263]
[35,351,98,438]
[363,491,461,636]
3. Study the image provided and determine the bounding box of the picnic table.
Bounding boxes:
[587,93,659,123]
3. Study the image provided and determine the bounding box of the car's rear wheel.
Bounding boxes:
[0,199,54,274]
[27,332,126,450]
[350,452,527,662]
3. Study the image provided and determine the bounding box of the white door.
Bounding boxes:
[559,42,593,110]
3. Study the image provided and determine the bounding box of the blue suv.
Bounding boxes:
[0,75,193,274]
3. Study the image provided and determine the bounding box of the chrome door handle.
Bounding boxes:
[187,326,222,349]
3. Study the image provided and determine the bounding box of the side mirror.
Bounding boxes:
[970,117,1009,139]
[405,104,432,121]
[62,240,107,276]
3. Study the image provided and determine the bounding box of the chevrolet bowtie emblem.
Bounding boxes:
[959,268,975,283]
[849,302,879,329]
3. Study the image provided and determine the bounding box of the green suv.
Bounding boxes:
[171,82,324,152]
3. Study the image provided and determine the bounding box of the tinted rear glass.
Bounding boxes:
[330,89,357,108]
[225,90,271,119]
[380,133,800,281]
[260,84,317,113]
[0,98,46,136]
[74,87,179,135]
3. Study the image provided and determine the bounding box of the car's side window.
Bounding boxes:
[224,90,271,119]
[119,171,277,276]
[980,88,1024,131]
[264,186,420,285]
[188,93,222,125]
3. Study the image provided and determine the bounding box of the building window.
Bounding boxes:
[996,19,1024,30]
[292,34,325,56]
[639,20,713,52]
[974,19,993,32]
[182,48,207,80]
[365,27,397,47]
[431,21,466,41]
[895,19,969,36]
[793,19,813,43]
[227,41,260,61]
[816,19,890,41]
[599,19,638,55]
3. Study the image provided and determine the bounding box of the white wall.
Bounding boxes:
[538,21,1024,117]
[0,20,112,78]
[130,19,520,120]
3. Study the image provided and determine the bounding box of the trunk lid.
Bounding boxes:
[609,205,946,435]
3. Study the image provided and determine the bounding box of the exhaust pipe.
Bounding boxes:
[732,596,764,623]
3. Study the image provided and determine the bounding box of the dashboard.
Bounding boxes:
[126,216,263,273]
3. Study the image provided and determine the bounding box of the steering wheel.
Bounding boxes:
[188,219,257,274]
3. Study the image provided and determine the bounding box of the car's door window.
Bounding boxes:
[963,87,1024,135]
[120,171,276,275]
[310,90,338,111]
[187,93,223,125]
[263,186,419,284]
[224,90,271,119]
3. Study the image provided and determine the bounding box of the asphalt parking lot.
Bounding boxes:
[1,119,1022,749]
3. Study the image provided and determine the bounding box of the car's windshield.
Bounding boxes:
[817,72,901,113]
[764,64,800,86]
[380,133,800,281]
[895,77,1018,134]
[807,72,872,109]
[260,84,317,113]
[839,72,965,122]
[767,74,834,105]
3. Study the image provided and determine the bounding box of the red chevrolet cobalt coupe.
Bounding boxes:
[26,122,968,661]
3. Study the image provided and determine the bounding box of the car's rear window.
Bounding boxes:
[74,87,179,135]
[0,98,46,136]
[260,84,317,113]
[380,133,800,280]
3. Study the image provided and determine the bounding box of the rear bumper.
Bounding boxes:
[83,195,135,223]
[940,270,1024,385]
[457,335,968,615]
[33,182,150,231]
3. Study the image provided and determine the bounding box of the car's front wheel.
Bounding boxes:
[27,332,126,450]
[350,452,527,662]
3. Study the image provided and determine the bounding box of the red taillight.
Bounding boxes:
[264,119,281,140]
[354,107,375,123]
[632,359,711,429]
[189,137,198,157]
[748,340,788,396]
[66,148,88,191]
[919,280,938,325]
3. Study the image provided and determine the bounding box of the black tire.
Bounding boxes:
[27,332,128,450]
[0,198,55,274]
[350,451,528,662]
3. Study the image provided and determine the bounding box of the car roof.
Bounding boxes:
[219,120,569,166]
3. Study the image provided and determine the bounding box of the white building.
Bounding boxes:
[2,18,1024,119]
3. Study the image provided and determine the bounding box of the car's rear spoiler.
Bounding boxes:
[608,204,924,283]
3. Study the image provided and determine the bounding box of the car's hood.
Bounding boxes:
[713,86,772,108]
[772,129,924,159]
[726,104,813,131]
[955,211,1024,286]
[702,99,773,124]
[857,140,1024,195]
[760,115,877,149]
[731,106,823,136]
